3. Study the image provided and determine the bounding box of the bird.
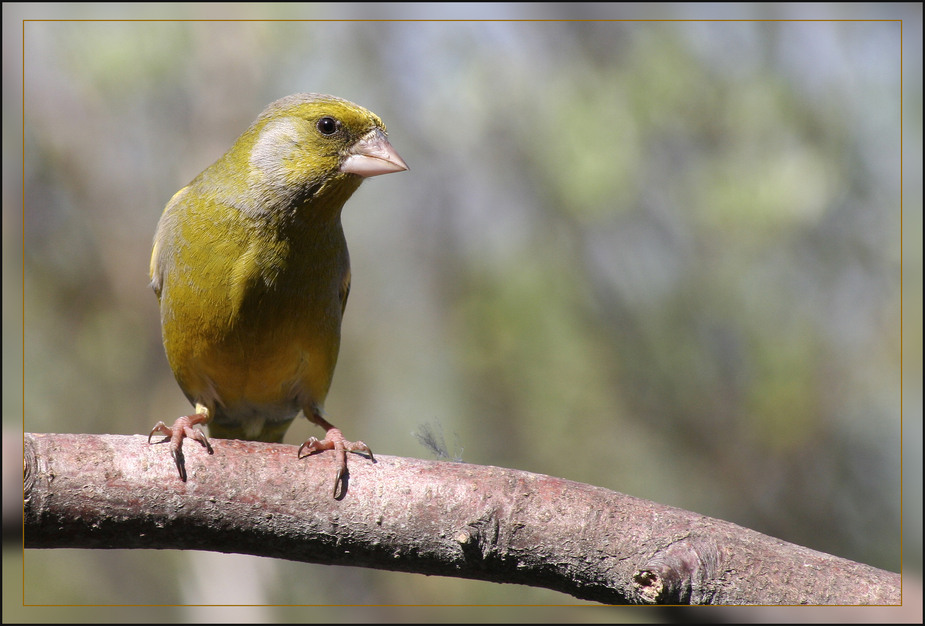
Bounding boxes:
[147,93,408,497]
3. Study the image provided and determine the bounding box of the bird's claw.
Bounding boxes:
[147,421,171,444]
[297,436,324,458]
[147,413,213,481]
[298,429,374,498]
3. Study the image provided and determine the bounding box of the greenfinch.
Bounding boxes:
[148,93,408,497]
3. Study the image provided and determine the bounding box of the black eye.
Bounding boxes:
[316,116,339,135]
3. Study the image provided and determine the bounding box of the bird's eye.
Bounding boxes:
[316,117,340,135]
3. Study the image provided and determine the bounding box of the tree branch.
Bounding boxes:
[23,432,899,605]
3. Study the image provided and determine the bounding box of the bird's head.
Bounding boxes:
[198,93,408,215]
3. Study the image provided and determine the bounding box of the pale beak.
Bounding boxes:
[341,128,409,178]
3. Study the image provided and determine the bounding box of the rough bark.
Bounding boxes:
[23,432,900,605]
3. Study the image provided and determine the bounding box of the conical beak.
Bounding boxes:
[341,128,409,178]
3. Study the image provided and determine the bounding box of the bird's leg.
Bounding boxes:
[299,411,374,498]
[147,405,213,481]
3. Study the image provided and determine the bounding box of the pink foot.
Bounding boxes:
[148,413,214,481]
[299,427,374,498]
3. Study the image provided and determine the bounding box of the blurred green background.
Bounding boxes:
[5,2,921,621]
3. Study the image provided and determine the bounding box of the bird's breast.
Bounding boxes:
[162,216,350,434]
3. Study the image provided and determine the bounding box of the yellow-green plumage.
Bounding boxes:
[149,94,407,488]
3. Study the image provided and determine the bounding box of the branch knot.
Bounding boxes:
[632,538,721,604]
